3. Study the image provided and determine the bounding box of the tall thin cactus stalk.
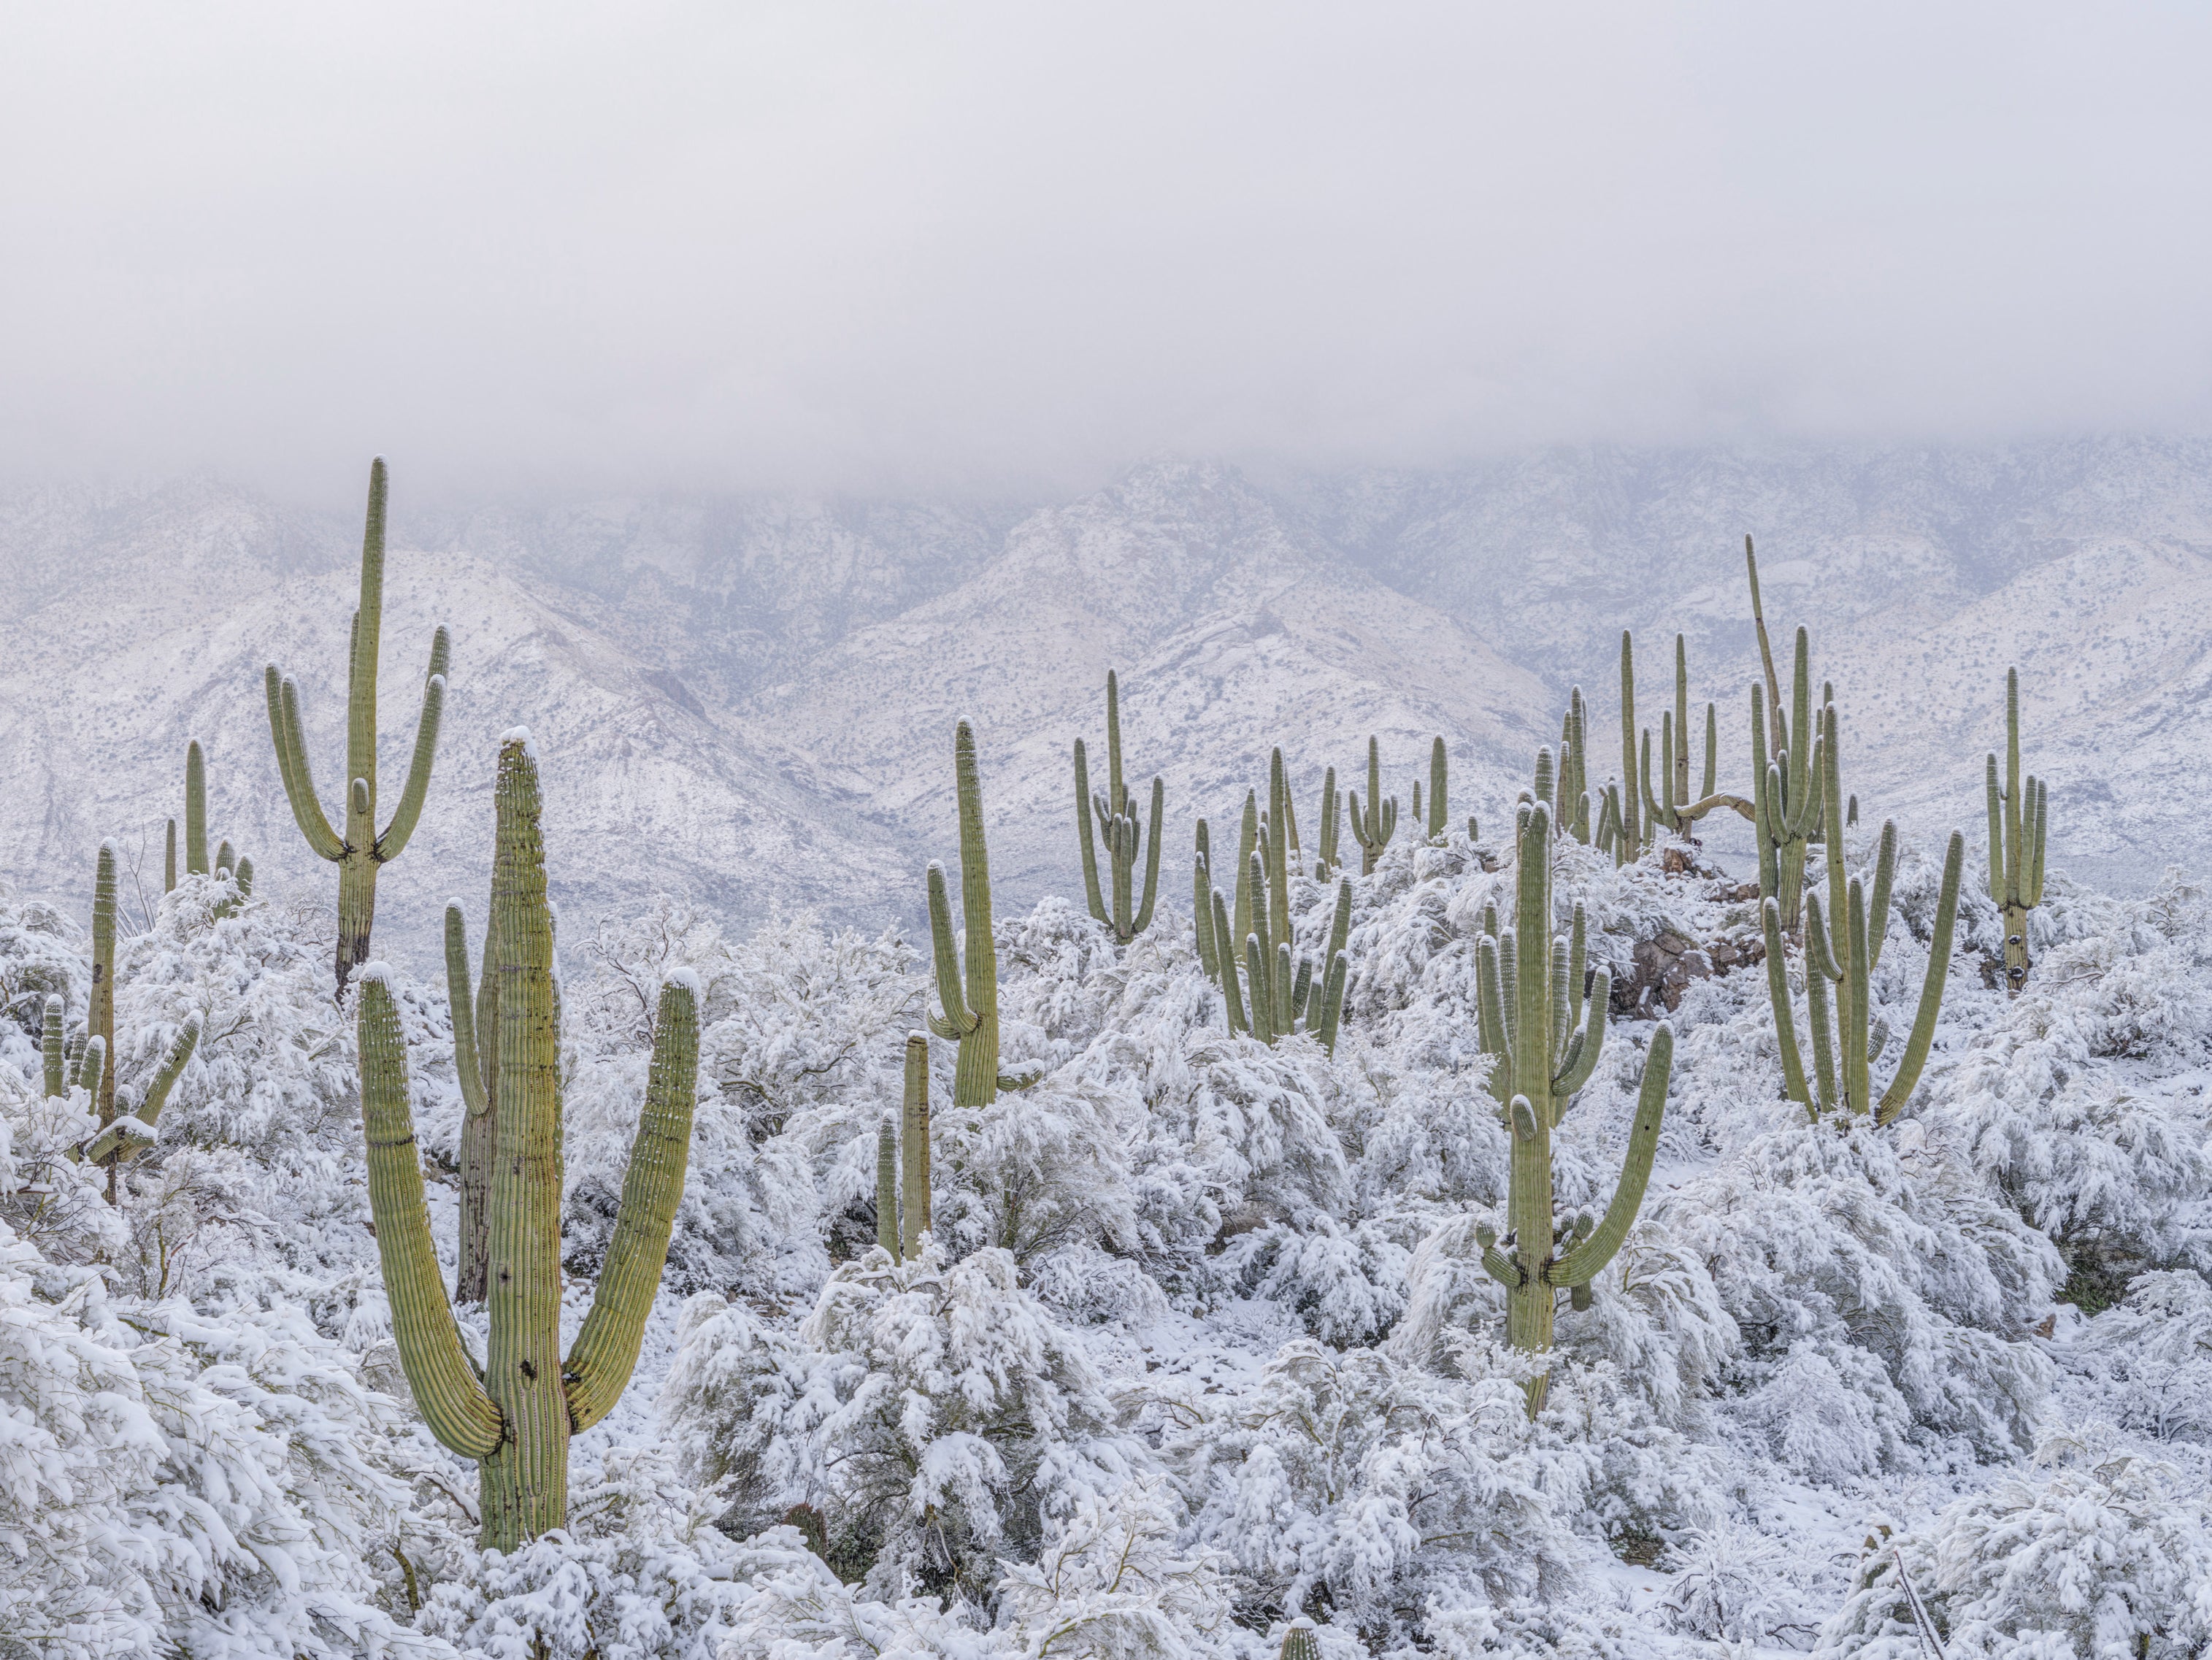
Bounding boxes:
[1635,635,1746,841]
[42,996,66,1099]
[928,721,1035,1107]
[1475,750,1672,1416]
[448,896,499,1304]
[266,458,450,997]
[876,1034,934,1261]
[1426,737,1449,840]
[1746,539,1822,930]
[356,734,701,1552]
[1760,704,1965,1123]
[1073,671,1164,943]
[1348,737,1398,874]
[1618,632,1643,855]
[1313,766,1343,877]
[1987,666,2049,996]
[88,842,118,1131]
[1192,819,1219,977]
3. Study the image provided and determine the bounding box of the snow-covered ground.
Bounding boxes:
[6,745,2209,1656]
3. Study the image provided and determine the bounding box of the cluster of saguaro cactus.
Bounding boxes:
[1746,537,1824,931]
[266,458,451,996]
[165,739,252,897]
[874,1036,933,1260]
[357,734,702,1551]
[1348,737,1398,874]
[928,721,1037,1107]
[1073,671,1164,943]
[1474,750,1673,1415]
[1637,634,1735,837]
[1194,775,1351,1052]
[1759,702,1965,1123]
[1988,666,2049,996]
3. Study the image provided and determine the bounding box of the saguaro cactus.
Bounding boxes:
[1348,737,1398,875]
[1073,671,1164,943]
[1202,817,1351,1055]
[875,1034,934,1261]
[76,844,204,1180]
[929,721,1035,1107]
[1618,632,1643,856]
[88,842,118,1129]
[1192,819,1219,977]
[1987,666,2049,996]
[1635,637,1746,841]
[168,739,250,899]
[356,734,700,1551]
[1426,737,1450,840]
[1313,766,1342,878]
[266,458,451,996]
[1475,752,1673,1415]
[42,996,66,1098]
[1760,704,1965,1122]
[448,896,499,1304]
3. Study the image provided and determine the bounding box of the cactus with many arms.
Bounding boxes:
[77,843,203,1177]
[1746,538,1823,929]
[356,733,700,1551]
[874,1034,935,1261]
[265,458,450,997]
[1987,666,2049,996]
[1475,750,1672,1416]
[1073,671,1164,942]
[1635,634,1748,841]
[1203,826,1350,1054]
[1759,703,1965,1123]
[1348,736,1397,874]
[929,721,1037,1107]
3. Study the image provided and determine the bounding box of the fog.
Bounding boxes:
[4,3,2208,503]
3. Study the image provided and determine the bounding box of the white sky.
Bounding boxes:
[4,2,2208,500]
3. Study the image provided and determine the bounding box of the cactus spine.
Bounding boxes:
[1074,671,1164,942]
[1475,755,1672,1415]
[357,734,701,1551]
[929,721,1033,1107]
[1759,704,1965,1123]
[1348,737,1398,874]
[876,1034,934,1261]
[1988,666,2048,996]
[266,458,450,997]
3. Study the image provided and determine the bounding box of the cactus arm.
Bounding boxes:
[1192,833,1218,977]
[925,862,978,1037]
[1673,635,1690,807]
[1761,899,1810,1106]
[347,464,388,825]
[1985,752,2004,899]
[1476,1225,1523,1288]
[76,1035,105,1105]
[1132,777,1164,935]
[2028,778,2047,905]
[445,903,489,1124]
[900,1034,931,1256]
[1702,702,1718,802]
[375,634,450,861]
[268,669,349,861]
[1290,952,1313,1021]
[1551,969,1610,1104]
[357,970,504,1460]
[1676,794,1756,823]
[1074,739,1109,925]
[1618,631,1641,852]
[1476,934,1510,1100]
[1804,896,1840,1116]
[1244,937,1275,1043]
[1786,629,1814,834]
[1234,792,1259,942]
[1746,536,1787,756]
[185,739,210,875]
[133,1015,201,1128]
[1875,831,1965,1124]
[1213,891,1248,1034]
[2003,667,2024,907]
[1866,819,1898,974]
[41,996,65,1098]
[1637,729,1662,834]
[1550,1025,1671,1287]
[1316,952,1347,1055]
[1274,941,1296,1034]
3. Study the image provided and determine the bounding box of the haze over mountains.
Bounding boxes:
[4,437,2208,959]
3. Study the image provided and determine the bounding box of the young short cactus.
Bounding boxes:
[1073,671,1164,943]
[1348,737,1398,874]
[42,995,66,1099]
[265,458,450,996]
[1280,1620,1319,1660]
[929,721,1036,1107]
[875,1034,934,1261]
[356,734,701,1551]
[1760,704,1965,1123]
[1475,750,1673,1415]
[1987,666,2049,996]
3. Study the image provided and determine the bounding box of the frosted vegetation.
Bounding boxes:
[5,499,2211,1657]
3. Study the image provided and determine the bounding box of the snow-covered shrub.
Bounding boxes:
[1657,1522,1810,1645]
[993,1475,1234,1660]
[1816,1425,2212,1657]
[2065,1269,2212,1442]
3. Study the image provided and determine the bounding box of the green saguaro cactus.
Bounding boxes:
[42,995,66,1099]
[875,1034,935,1261]
[1618,632,1643,856]
[88,842,118,1131]
[356,734,701,1552]
[1313,766,1342,878]
[1073,671,1164,943]
[75,843,204,1178]
[1474,752,1673,1416]
[1759,704,1965,1123]
[1192,819,1219,978]
[1987,666,2049,996]
[1201,800,1351,1055]
[1425,737,1450,841]
[929,721,1036,1107]
[446,896,501,1304]
[266,458,451,997]
[1348,737,1398,875]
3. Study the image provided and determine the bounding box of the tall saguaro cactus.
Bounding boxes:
[1987,666,2049,996]
[1073,671,1164,943]
[88,842,118,1130]
[1426,737,1449,840]
[1760,704,1965,1123]
[1746,539,1823,931]
[356,735,700,1551]
[266,458,451,996]
[1475,754,1673,1415]
[447,897,499,1304]
[1312,766,1342,879]
[929,721,1035,1107]
[1348,737,1397,874]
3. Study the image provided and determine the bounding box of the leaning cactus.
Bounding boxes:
[1348,737,1398,874]
[1760,704,1965,1123]
[80,1017,201,1170]
[1475,749,1673,1415]
[875,1034,934,1261]
[266,458,450,996]
[929,721,1035,1107]
[1073,671,1164,942]
[356,733,701,1551]
[1987,666,2048,996]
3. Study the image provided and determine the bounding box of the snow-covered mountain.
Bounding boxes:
[4,439,2210,958]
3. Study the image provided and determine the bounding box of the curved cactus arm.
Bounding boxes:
[566,975,701,1433]
[42,995,65,1099]
[1132,776,1164,935]
[1476,934,1510,1099]
[266,668,349,862]
[2027,778,2048,905]
[1866,819,1899,974]
[1761,899,1810,1106]
[357,969,504,1459]
[1551,969,1611,1104]
[1678,793,1756,825]
[1475,1223,1523,1288]
[185,739,211,875]
[925,862,978,1037]
[1876,831,1965,1125]
[376,631,451,861]
[996,1065,1045,1092]
[133,1015,201,1129]
[1549,1026,1672,1288]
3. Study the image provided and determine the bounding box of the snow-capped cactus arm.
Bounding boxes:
[1212,891,1248,1035]
[565,975,700,1432]
[1550,969,1610,1103]
[41,994,64,1097]
[1761,898,1810,1107]
[1875,830,1965,1125]
[132,1015,201,1128]
[76,1034,104,1100]
[1549,1025,1671,1288]
[1475,1224,1522,1287]
[357,967,504,1459]
[925,861,978,1038]
[266,666,347,861]
[375,628,450,861]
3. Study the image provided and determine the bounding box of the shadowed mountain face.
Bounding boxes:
[4,439,2208,955]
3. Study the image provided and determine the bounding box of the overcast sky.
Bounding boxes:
[4,3,2208,502]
